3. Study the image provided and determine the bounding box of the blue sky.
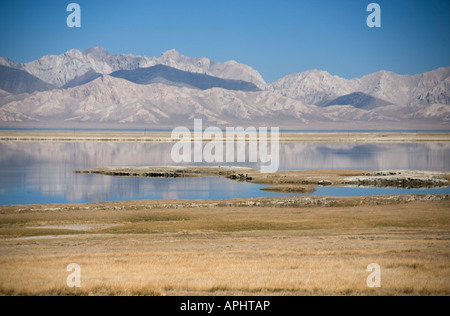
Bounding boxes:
[0,0,449,82]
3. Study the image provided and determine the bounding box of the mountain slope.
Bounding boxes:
[324,92,392,110]
[19,48,152,87]
[156,49,266,89]
[358,68,450,106]
[62,69,102,89]
[0,48,448,129]
[0,75,304,125]
[0,57,21,69]
[267,70,359,105]
[7,47,266,89]
[0,65,56,94]
[110,64,261,92]
[0,75,400,126]
[269,67,450,107]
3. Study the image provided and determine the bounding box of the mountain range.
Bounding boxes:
[0,47,449,129]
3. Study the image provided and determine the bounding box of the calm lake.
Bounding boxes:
[0,142,449,205]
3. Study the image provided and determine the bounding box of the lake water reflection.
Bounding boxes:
[0,142,449,205]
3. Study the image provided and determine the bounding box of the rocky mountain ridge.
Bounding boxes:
[0,47,448,128]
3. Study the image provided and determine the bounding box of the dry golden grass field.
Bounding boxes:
[0,196,449,296]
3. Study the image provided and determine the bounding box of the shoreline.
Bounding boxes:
[0,130,449,143]
[0,168,447,207]
[1,193,448,212]
[75,167,450,191]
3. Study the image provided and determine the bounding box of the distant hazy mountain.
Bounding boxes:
[156,49,267,89]
[0,57,21,69]
[62,69,102,89]
[0,75,310,125]
[0,75,411,127]
[269,67,450,107]
[324,92,392,110]
[0,89,9,98]
[0,65,56,94]
[3,47,266,89]
[17,47,154,87]
[110,64,261,92]
[268,70,358,106]
[0,48,448,128]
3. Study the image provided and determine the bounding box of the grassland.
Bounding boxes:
[0,196,449,296]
